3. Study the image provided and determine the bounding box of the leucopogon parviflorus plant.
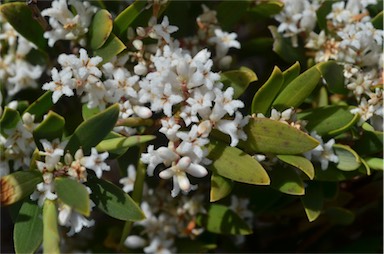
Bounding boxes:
[0,0,382,253]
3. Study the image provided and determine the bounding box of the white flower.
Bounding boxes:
[216,112,249,147]
[152,16,179,43]
[42,68,75,103]
[39,138,68,169]
[143,237,175,254]
[124,235,147,249]
[159,117,181,141]
[30,182,57,207]
[208,28,241,57]
[58,202,95,236]
[304,131,339,170]
[119,165,136,193]
[81,148,110,178]
[140,145,163,176]
[230,195,253,225]
[42,0,97,46]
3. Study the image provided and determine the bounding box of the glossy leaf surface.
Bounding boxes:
[207,139,270,185]
[240,118,319,154]
[113,0,147,37]
[221,66,257,99]
[65,104,119,155]
[1,171,43,206]
[251,66,283,115]
[55,177,90,216]
[43,200,60,254]
[269,167,305,195]
[297,106,359,136]
[0,107,20,132]
[86,175,145,221]
[316,61,347,94]
[96,135,156,157]
[33,111,65,146]
[196,204,252,235]
[89,9,113,49]
[277,155,315,180]
[301,182,323,222]
[0,2,47,50]
[24,91,54,119]
[210,173,233,202]
[272,64,321,110]
[94,33,126,64]
[333,144,361,171]
[14,200,43,254]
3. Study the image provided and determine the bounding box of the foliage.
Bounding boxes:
[0,0,382,253]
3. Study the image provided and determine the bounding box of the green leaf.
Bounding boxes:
[353,126,383,155]
[325,207,355,225]
[365,157,383,171]
[207,139,270,185]
[359,157,371,176]
[33,111,65,147]
[240,118,320,154]
[1,171,43,206]
[268,25,306,64]
[82,104,100,120]
[89,9,113,50]
[196,204,252,235]
[248,0,284,17]
[0,107,21,132]
[281,61,301,89]
[217,0,251,30]
[269,167,305,195]
[113,0,147,38]
[24,91,54,119]
[371,11,383,29]
[333,144,361,171]
[221,66,258,99]
[14,200,43,254]
[176,239,217,253]
[277,155,315,180]
[65,103,119,155]
[210,173,233,202]
[316,61,347,94]
[297,106,359,136]
[54,177,90,216]
[272,64,321,110]
[43,200,60,254]
[301,182,323,222]
[94,33,126,64]
[96,135,156,157]
[86,175,145,221]
[0,2,47,50]
[316,1,335,31]
[314,165,360,181]
[251,66,283,115]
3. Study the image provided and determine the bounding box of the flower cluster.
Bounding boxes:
[120,164,254,253]
[29,138,109,235]
[42,1,245,197]
[306,0,383,128]
[0,16,44,96]
[41,0,97,47]
[274,0,322,47]
[275,0,383,130]
[0,112,36,176]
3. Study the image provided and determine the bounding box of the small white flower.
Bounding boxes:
[208,28,241,57]
[304,131,339,170]
[152,16,179,43]
[81,148,110,178]
[119,165,136,193]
